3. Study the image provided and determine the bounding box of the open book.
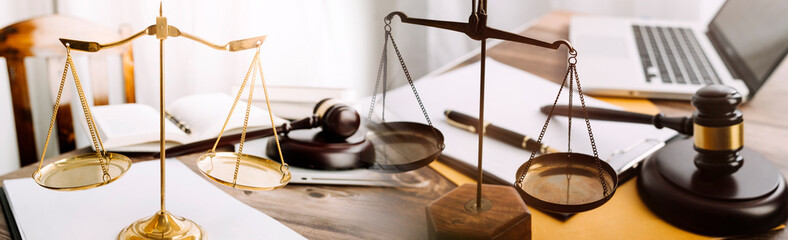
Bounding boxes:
[81,93,286,152]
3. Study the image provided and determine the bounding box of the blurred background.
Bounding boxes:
[0,0,725,175]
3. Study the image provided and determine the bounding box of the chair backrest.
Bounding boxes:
[0,14,135,167]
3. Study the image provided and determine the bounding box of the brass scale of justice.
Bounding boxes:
[28,1,618,239]
[29,2,446,239]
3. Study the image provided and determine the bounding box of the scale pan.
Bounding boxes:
[515,152,618,213]
[197,152,291,191]
[365,121,444,172]
[33,152,131,191]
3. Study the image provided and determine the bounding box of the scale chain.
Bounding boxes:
[368,22,443,149]
[67,53,112,181]
[256,48,289,175]
[518,63,571,184]
[567,64,573,155]
[566,60,574,185]
[232,55,258,187]
[35,49,72,177]
[209,49,258,188]
[34,47,112,181]
[387,31,442,148]
[572,64,609,197]
[367,29,389,121]
[209,50,260,155]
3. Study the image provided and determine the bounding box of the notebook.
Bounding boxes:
[2,160,305,240]
[79,93,286,152]
[361,58,677,184]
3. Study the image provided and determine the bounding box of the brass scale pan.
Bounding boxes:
[515,153,617,213]
[34,153,132,191]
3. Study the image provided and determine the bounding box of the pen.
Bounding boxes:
[164,111,192,134]
[444,110,558,154]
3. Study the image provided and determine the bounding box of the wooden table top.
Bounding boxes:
[1,10,786,240]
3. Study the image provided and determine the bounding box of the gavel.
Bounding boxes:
[543,85,744,175]
[156,98,361,158]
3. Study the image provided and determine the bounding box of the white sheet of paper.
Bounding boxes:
[3,160,305,240]
[367,58,676,182]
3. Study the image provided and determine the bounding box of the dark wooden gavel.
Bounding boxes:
[155,98,361,158]
[543,85,745,175]
[540,105,694,135]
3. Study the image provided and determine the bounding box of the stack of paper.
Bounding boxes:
[3,160,305,240]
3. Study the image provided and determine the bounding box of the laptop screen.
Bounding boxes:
[708,0,788,96]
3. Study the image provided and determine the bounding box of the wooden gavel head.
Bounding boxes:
[313,98,361,139]
[691,85,744,175]
[270,99,370,170]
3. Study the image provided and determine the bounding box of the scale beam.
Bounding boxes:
[59,25,266,52]
[385,11,574,52]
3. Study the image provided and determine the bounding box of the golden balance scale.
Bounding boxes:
[31,3,287,239]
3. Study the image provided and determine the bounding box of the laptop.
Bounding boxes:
[570,0,788,101]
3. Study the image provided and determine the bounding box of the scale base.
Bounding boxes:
[638,137,788,236]
[427,184,531,240]
[118,210,206,240]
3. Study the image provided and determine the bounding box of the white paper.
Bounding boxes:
[3,160,305,240]
[365,58,677,182]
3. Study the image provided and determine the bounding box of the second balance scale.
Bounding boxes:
[377,0,619,237]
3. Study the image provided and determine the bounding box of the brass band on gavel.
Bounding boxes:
[693,123,743,151]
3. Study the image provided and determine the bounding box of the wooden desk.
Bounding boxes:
[0,11,786,240]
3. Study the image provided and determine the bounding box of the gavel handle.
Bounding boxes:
[154,116,319,158]
[540,105,693,135]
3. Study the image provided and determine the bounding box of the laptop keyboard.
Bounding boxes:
[632,25,721,85]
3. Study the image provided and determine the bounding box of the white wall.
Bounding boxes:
[0,0,723,174]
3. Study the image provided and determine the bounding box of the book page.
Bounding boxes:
[86,104,192,149]
[166,93,286,141]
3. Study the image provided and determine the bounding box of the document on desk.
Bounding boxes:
[364,58,677,183]
[2,160,305,240]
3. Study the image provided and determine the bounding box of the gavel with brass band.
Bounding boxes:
[542,85,744,175]
[546,85,788,236]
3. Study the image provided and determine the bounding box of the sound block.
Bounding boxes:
[638,137,788,236]
[427,184,531,240]
[267,128,374,170]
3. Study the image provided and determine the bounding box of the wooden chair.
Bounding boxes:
[0,15,135,167]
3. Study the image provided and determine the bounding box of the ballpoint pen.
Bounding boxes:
[164,110,192,134]
[444,110,558,154]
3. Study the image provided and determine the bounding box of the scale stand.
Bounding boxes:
[57,3,268,239]
[385,0,582,238]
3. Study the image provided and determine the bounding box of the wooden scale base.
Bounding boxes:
[426,184,531,240]
[638,137,788,236]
